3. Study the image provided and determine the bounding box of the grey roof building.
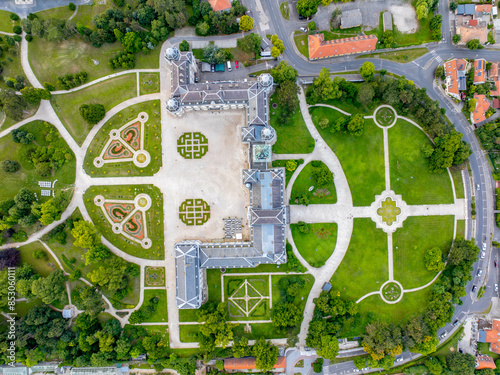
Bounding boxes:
[341,9,362,29]
[456,4,476,15]
[165,46,288,310]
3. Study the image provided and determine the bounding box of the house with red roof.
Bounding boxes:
[476,355,496,370]
[474,58,487,84]
[472,94,490,123]
[308,33,377,60]
[444,59,468,99]
[208,0,232,12]
[489,62,500,96]
[224,357,287,372]
[479,319,500,353]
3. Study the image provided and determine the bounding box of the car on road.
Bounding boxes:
[439,332,448,339]
[453,319,459,326]
[477,268,483,277]
[472,285,477,292]
[496,284,498,292]
[396,357,404,362]
[483,243,487,251]
[299,27,308,32]
[477,184,481,190]
[495,260,498,267]
[235,61,239,69]
[249,74,256,77]
[481,251,486,259]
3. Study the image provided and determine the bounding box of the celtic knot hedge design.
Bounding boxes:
[179,198,211,226]
[177,132,208,159]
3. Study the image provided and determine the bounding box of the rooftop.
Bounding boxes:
[476,355,496,369]
[340,9,362,29]
[474,59,486,84]
[473,93,489,124]
[457,4,476,15]
[208,0,232,12]
[308,33,377,60]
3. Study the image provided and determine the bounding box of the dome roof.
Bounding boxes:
[166,97,179,111]
[259,73,273,87]
[165,47,180,61]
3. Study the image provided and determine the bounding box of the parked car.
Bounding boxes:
[299,27,308,32]
[396,357,404,362]
[496,284,499,292]
[298,14,306,20]
[477,268,483,277]
[477,184,481,190]
[440,332,448,339]
[453,319,459,326]
[495,260,498,267]
[481,251,486,259]
[249,74,256,77]
[483,243,487,251]
[472,285,477,292]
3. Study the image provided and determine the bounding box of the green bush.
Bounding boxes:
[32,249,48,260]
[25,35,33,42]
[12,231,27,242]
[1,160,20,173]
[10,13,19,21]
[79,104,106,125]
[69,3,76,10]
[43,82,55,91]
[13,25,22,34]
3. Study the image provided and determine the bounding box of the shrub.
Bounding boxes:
[308,21,316,31]
[10,13,19,21]
[13,35,21,43]
[32,249,48,260]
[1,160,20,173]
[109,52,135,69]
[79,104,106,124]
[25,35,33,42]
[13,25,22,34]
[43,82,55,91]
[113,0,125,6]
[297,221,310,233]
[319,117,330,129]
[12,231,27,242]
[69,2,76,11]
[313,358,324,373]
[286,160,298,172]
[215,360,224,371]
[179,39,190,52]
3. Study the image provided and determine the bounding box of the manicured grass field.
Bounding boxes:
[84,100,162,176]
[0,10,19,33]
[28,37,160,85]
[291,223,338,268]
[389,119,454,205]
[179,324,199,342]
[451,168,465,199]
[35,5,74,20]
[294,33,309,58]
[308,90,379,115]
[270,92,314,154]
[51,74,137,145]
[18,242,60,277]
[83,184,165,260]
[457,219,465,237]
[233,322,287,340]
[393,216,454,289]
[141,289,168,323]
[139,72,160,95]
[290,161,337,204]
[280,2,290,20]
[357,48,428,62]
[330,219,388,300]
[0,120,76,203]
[310,106,385,206]
[271,159,304,187]
[224,275,270,321]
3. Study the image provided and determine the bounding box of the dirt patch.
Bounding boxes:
[389,4,418,33]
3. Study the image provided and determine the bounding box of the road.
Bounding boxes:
[247,0,499,373]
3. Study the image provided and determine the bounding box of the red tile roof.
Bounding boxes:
[224,356,286,370]
[445,59,459,96]
[469,19,478,26]
[494,98,500,108]
[476,355,497,369]
[476,4,493,12]
[308,33,377,60]
[490,62,500,96]
[473,94,489,123]
[474,59,486,84]
[208,0,232,11]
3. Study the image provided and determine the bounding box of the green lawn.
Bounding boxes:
[307,85,380,115]
[291,223,338,268]
[142,325,170,346]
[0,10,19,33]
[51,74,137,145]
[270,92,314,154]
[224,276,270,321]
[293,33,309,58]
[389,119,454,205]
[141,289,168,323]
[271,159,304,187]
[280,2,290,20]
[271,274,314,322]
[179,324,199,342]
[456,219,465,237]
[69,1,117,29]
[35,5,74,20]
[233,322,287,340]
[18,242,60,277]
[290,161,337,204]
[330,219,388,300]
[393,216,454,289]
[139,72,160,95]
[84,100,162,177]
[451,168,465,199]
[0,120,76,203]
[29,37,160,85]
[83,184,164,260]
[310,106,385,206]
[356,48,428,62]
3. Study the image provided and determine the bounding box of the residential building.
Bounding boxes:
[165,47,288,309]
[224,357,287,372]
[476,355,496,370]
[207,0,231,12]
[340,9,362,29]
[489,62,500,96]
[444,59,468,99]
[479,319,500,353]
[474,58,486,84]
[308,33,377,60]
[455,4,491,44]
[472,93,490,124]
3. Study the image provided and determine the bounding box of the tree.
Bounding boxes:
[311,68,342,102]
[121,31,142,53]
[319,117,330,129]
[79,286,105,318]
[435,66,444,79]
[198,302,238,351]
[353,356,366,369]
[424,247,445,271]
[202,44,220,64]
[453,34,461,44]
[416,0,429,19]
[447,238,479,266]
[271,46,281,58]
[275,80,299,118]
[69,3,76,10]
[0,90,28,121]
[72,220,99,248]
[357,83,374,107]
[15,188,35,210]
[466,39,480,50]
[232,337,249,358]
[83,244,111,265]
[317,335,339,361]
[239,15,254,31]
[425,358,443,374]
[297,221,310,233]
[362,321,403,360]
[31,269,67,304]
[312,165,333,186]
[87,258,132,295]
[39,192,68,225]
[0,160,20,173]
[270,61,298,84]
[270,302,301,328]
[359,62,375,81]
[446,353,475,375]
[252,338,279,372]
[347,114,365,136]
[296,0,319,17]
[450,1,458,11]
[0,248,20,269]
[468,98,477,113]
[79,104,105,125]
[179,40,189,52]
[237,33,262,54]
[286,160,298,172]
